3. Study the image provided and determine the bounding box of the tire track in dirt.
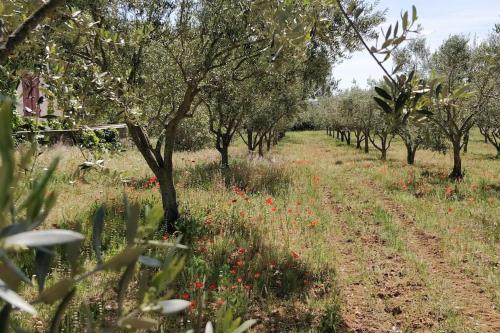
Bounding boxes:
[323,187,438,333]
[365,179,500,332]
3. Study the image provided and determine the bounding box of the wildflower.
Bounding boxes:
[205,215,213,225]
[235,259,245,268]
[216,298,225,306]
[287,208,294,213]
[244,284,252,290]
[445,186,454,197]
[230,268,237,275]
[208,283,217,291]
[239,211,245,218]
[269,261,276,269]
[254,272,261,279]
[265,197,273,205]
[230,285,238,290]
[189,300,197,312]
[448,207,453,214]
[181,292,190,300]
[237,248,246,255]
[309,220,320,227]
[237,277,243,283]
[271,207,277,212]
[291,251,300,259]
[194,281,204,289]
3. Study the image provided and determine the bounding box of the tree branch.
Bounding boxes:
[0,0,65,64]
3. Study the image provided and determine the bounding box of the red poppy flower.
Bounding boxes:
[237,248,246,255]
[291,251,300,259]
[244,284,252,290]
[209,283,217,291]
[287,208,293,213]
[271,207,277,212]
[230,269,237,275]
[194,281,204,289]
[235,259,245,268]
[309,220,319,227]
[237,277,242,283]
[254,272,261,279]
[265,197,273,205]
[181,292,190,300]
[216,298,225,306]
[189,300,197,312]
[445,186,454,196]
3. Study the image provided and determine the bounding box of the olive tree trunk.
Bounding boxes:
[450,141,463,179]
[364,130,369,153]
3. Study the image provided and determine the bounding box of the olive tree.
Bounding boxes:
[475,28,500,158]
[202,73,254,168]
[421,35,497,178]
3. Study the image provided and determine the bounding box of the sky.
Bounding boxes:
[332,0,500,90]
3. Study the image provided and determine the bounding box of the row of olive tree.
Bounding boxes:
[320,29,499,179]
[1,0,386,231]
[0,2,258,331]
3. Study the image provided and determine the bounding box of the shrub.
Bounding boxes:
[79,128,122,152]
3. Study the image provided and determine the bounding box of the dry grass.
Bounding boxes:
[14,130,499,332]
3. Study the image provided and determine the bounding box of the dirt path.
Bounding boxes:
[276,133,499,332]
[323,188,438,332]
[364,179,500,332]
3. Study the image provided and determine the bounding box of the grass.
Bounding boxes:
[11,129,499,332]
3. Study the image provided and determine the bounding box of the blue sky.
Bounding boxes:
[333,0,500,90]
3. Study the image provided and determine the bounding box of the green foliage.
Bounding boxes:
[175,110,212,152]
[0,100,255,332]
[79,128,122,152]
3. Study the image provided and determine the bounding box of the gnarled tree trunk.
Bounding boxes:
[450,141,463,179]
[406,145,417,165]
[364,130,369,153]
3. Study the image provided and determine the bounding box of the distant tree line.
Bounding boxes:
[317,29,499,179]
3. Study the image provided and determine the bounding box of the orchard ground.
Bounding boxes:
[27,130,499,332]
